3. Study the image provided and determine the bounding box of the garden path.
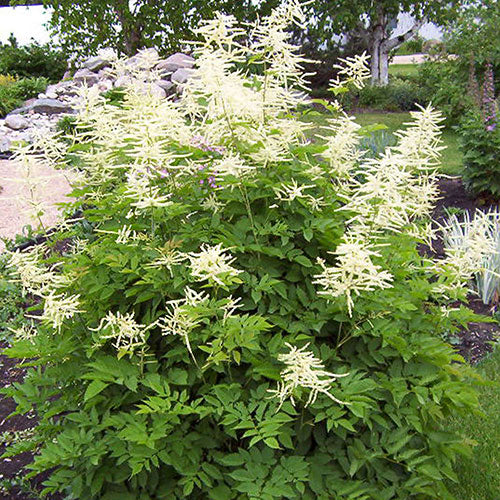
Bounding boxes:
[0,159,73,252]
[391,53,427,64]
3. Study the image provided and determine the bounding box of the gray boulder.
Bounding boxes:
[156,80,175,92]
[171,67,194,85]
[83,56,111,72]
[73,68,99,86]
[4,115,29,130]
[29,99,73,115]
[150,84,166,99]
[0,135,11,152]
[157,52,195,73]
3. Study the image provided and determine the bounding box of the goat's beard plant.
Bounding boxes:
[4,3,481,499]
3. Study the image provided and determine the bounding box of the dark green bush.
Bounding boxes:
[395,36,424,55]
[416,60,471,126]
[458,112,500,198]
[0,38,67,83]
[0,77,48,117]
[341,78,427,112]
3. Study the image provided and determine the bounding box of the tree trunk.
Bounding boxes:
[378,47,390,86]
[369,8,424,87]
[113,0,144,56]
[370,36,381,85]
[370,9,386,86]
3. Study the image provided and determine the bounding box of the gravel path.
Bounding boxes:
[0,160,73,252]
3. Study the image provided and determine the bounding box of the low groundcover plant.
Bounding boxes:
[2,2,482,499]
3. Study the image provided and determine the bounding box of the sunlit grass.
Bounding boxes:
[304,110,463,176]
[389,63,420,77]
[446,348,500,500]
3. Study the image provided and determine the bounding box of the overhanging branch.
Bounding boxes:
[384,19,426,51]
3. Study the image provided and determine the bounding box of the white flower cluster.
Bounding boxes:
[147,248,188,277]
[156,287,210,360]
[314,105,444,315]
[91,310,152,356]
[314,237,393,316]
[269,343,349,409]
[438,209,500,302]
[124,170,173,213]
[317,114,363,177]
[187,243,242,286]
[7,245,83,335]
[330,52,371,91]
[39,291,83,331]
[7,245,59,294]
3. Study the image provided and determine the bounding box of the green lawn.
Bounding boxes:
[305,110,463,176]
[388,63,420,78]
[446,348,500,500]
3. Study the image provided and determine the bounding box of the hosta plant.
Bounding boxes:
[3,3,481,500]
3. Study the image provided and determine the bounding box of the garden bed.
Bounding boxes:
[431,177,499,363]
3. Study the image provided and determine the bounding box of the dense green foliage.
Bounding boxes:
[0,76,48,117]
[444,0,500,65]
[458,113,500,198]
[3,159,480,500]
[21,0,280,57]
[0,255,27,341]
[393,37,424,56]
[0,37,67,82]
[1,8,482,499]
[415,60,470,126]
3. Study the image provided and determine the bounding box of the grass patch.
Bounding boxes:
[305,110,463,176]
[389,64,420,78]
[446,348,500,500]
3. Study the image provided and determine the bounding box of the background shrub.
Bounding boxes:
[416,60,471,126]
[458,112,500,198]
[0,37,67,83]
[0,77,48,117]
[340,78,427,112]
[394,36,424,55]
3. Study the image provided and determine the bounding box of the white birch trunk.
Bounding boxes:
[379,47,390,86]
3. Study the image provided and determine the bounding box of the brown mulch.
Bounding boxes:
[0,177,497,499]
[0,345,60,500]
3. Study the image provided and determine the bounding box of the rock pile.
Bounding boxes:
[0,48,195,152]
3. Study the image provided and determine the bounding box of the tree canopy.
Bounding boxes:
[298,0,464,85]
[9,0,280,57]
[6,0,466,85]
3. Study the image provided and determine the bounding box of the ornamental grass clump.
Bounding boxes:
[441,209,500,305]
[2,3,482,499]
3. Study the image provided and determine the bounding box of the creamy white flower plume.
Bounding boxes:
[156,287,210,361]
[330,52,371,90]
[39,291,83,331]
[313,237,393,316]
[91,310,152,356]
[268,343,349,409]
[188,243,242,286]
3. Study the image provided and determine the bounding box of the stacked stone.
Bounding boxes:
[0,49,195,152]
